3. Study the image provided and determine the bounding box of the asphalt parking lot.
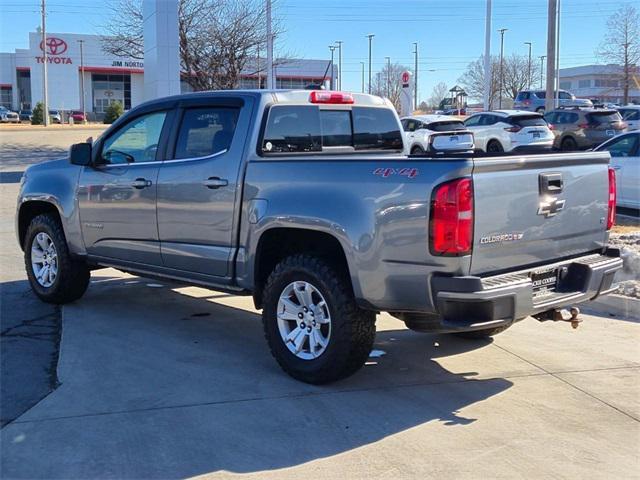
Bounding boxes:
[1,128,639,479]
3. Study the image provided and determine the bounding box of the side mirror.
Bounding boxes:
[69,142,92,166]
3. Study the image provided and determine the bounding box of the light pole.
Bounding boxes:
[360,61,365,93]
[78,39,85,123]
[335,40,342,90]
[524,41,532,89]
[41,0,49,126]
[266,0,274,89]
[412,42,418,110]
[385,56,391,98]
[484,0,492,110]
[539,55,546,88]
[498,28,507,109]
[329,45,336,90]
[366,34,374,94]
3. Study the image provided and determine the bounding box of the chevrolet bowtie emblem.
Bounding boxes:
[537,197,566,217]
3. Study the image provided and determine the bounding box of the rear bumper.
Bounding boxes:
[430,250,622,332]
[511,144,553,153]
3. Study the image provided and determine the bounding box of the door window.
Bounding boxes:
[101,111,167,164]
[174,107,239,159]
[464,115,482,127]
[403,119,418,132]
[559,91,572,100]
[602,135,639,157]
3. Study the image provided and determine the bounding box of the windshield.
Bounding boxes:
[426,121,466,132]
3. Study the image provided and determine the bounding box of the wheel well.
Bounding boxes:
[17,201,61,250]
[253,228,351,309]
[410,144,424,153]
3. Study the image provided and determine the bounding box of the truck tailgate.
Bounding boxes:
[470,152,611,275]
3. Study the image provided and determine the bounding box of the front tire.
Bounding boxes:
[411,145,425,155]
[262,255,376,384]
[24,214,90,304]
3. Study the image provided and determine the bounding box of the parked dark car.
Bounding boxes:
[19,109,33,122]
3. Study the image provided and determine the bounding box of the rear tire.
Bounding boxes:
[24,214,90,304]
[486,140,504,153]
[262,254,376,384]
[453,325,511,339]
[560,136,578,151]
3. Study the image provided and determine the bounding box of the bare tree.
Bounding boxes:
[597,3,640,104]
[427,82,449,109]
[503,53,539,101]
[102,0,286,91]
[458,55,500,108]
[459,54,537,108]
[370,63,411,112]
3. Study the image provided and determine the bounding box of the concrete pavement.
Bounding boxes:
[1,128,639,479]
[1,268,639,479]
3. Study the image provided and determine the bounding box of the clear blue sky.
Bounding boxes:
[0,0,626,101]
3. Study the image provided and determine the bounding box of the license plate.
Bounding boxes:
[606,129,615,136]
[530,268,558,298]
[532,131,541,138]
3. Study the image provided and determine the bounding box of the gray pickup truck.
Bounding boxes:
[17,90,623,384]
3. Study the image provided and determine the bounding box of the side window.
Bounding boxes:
[101,111,167,164]
[559,91,572,100]
[352,107,403,151]
[568,113,579,123]
[262,105,322,153]
[404,119,417,132]
[174,107,239,159]
[621,109,640,121]
[604,135,639,157]
[464,115,481,127]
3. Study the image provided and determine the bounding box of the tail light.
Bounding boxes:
[504,125,522,133]
[430,178,474,256]
[309,91,354,104]
[524,100,531,106]
[548,124,556,131]
[607,167,616,230]
[578,123,591,129]
[619,122,627,130]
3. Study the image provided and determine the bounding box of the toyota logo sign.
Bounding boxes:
[401,71,410,88]
[40,37,68,56]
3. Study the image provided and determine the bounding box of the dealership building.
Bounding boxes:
[559,64,640,104]
[0,31,335,115]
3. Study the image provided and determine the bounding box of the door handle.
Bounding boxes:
[131,178,152,189]
[203,177,229,189]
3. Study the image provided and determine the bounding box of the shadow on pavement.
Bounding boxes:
[1,275,513,478]
[0,279,60,427]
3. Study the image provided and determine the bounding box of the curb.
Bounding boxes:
[583,294,640,320]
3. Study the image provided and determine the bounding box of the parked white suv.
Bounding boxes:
[617,105,640,131]
[463,110,554,153]
[401,115,474,154]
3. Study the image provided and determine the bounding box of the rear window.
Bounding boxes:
[587,111,622,124]
[510,115,547,127]
[620,109,640,121]
[262,105,403,154]
[426,121,466,132]
[516,92,530,101]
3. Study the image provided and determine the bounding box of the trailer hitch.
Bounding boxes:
[534,307,581,329]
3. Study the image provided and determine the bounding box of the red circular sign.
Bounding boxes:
[40,37,68,56]
[401,71,410,84]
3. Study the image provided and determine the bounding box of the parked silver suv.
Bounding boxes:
[514,89,592,114]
